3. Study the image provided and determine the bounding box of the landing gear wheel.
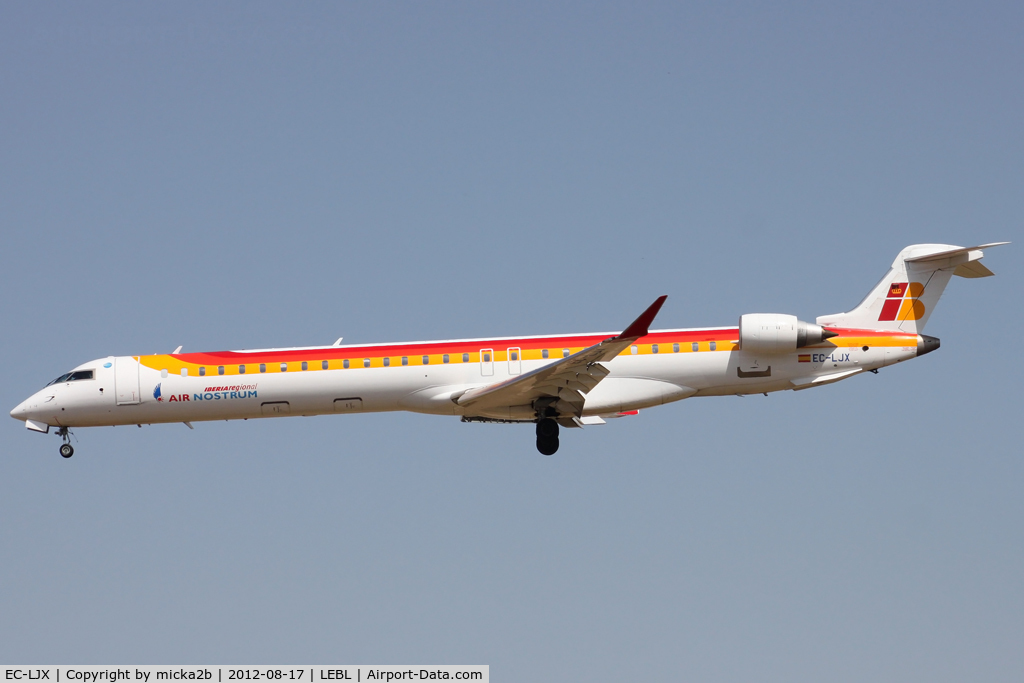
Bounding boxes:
[59,443,74,458]
[537,436,559,456]
[536,418,560,455]
[536,418,559,439]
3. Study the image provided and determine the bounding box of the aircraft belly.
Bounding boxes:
[582,378,696,414]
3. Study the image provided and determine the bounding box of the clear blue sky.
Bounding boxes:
[1,3,1021,680]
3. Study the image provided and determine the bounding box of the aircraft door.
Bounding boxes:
[114,356,141,405]
[480,348,494,376]
[508,347,521,375]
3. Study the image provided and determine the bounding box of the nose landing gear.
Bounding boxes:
[56,427,74,458]
[536,418,559,455]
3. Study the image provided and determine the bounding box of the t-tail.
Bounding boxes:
[817,242,1008,334]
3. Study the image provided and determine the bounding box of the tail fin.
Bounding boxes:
[817,243,1007,333]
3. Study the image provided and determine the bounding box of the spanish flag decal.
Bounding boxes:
[798,354,811,362]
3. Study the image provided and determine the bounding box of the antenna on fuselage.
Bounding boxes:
[333,337,344,346]
[173,345,183,354]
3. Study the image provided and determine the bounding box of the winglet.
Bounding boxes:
[619,295,668,339]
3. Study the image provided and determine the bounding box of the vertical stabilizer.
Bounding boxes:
[817,243,1006,333]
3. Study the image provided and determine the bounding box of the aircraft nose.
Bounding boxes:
[10,401,26,420]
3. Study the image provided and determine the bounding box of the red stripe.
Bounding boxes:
[170,329,740,364]
[878,300,902,321]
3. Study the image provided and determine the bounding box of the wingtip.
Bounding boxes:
[619,295,668,339]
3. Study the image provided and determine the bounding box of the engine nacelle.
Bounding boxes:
[739,314,836,354]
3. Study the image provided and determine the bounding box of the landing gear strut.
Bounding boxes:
[57,427,74,458]
[536,418,559,455]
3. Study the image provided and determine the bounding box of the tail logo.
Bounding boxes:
[879,282,925,321]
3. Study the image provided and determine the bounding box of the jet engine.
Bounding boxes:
[738,314,837,354]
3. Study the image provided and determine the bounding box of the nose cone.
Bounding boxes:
[10,401,26,420]
[917,334,941,357]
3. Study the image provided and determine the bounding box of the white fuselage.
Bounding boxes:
[10,325,923,430]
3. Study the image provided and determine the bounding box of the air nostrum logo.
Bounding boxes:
[155,383,259,403]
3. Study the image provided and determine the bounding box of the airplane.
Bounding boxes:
[10,242,1007,458]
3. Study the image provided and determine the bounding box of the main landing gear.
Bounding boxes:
[536,418,559,456]
[57,427,74,458]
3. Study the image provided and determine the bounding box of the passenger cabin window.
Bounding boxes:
[343,359,349,369]
[483,352,491,362]
[383,357,390,367]
[322,360,329,370]
[443,354,449,364]
[652,344,659,354]
[692,342,699,352]
[710,342,717,351]
[422,356,429,365]
[510,350,519,361]
[673,343,679,353]
[260,364,266,373]
[181,368,188,377]
[363,358,370,368]
[402,357,409,366]
[630,346,638,355]
[301,361,308,371]
[239,365,246,374]
[542,349,549,359]
[462,353,469,363]
[563,349,570,358]
[161,369,168,378]
[199,367,206,376]
[281,362,288,372]
[218,366,225,375]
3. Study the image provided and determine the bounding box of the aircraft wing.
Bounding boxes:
[456,296,667,418]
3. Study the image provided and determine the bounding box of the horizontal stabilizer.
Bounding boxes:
[904,242,1008,263]
[954,261,994,278]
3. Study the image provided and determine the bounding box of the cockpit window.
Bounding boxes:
[45,369,94,386]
